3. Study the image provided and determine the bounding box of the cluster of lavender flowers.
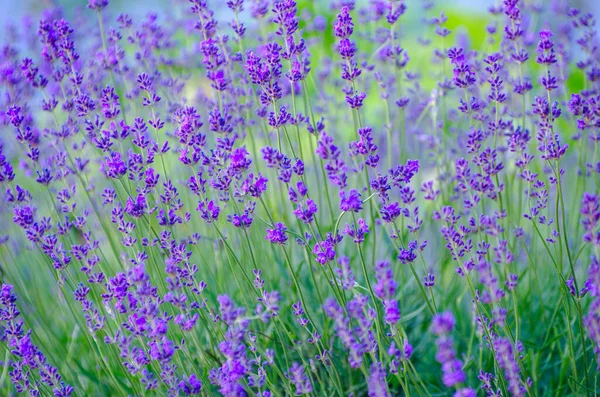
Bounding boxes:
[1,0,600,395]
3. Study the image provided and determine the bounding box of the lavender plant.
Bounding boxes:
[0,0,599,395]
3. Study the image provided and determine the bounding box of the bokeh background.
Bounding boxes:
[1,0,598,36]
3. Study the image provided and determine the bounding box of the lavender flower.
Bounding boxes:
[287,362,312,395]
[0,0,599,395]
[0,285,73,396]
[432,312,466,388]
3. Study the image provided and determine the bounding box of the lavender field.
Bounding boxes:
[0,0,599,395]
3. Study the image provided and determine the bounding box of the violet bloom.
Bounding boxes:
[334,6,354,40]
[197,199,220,223]
[349,127,379,168]
[374,261,400,325]
[87,0,109,10]
[265,223,289,245]
[179,373,202,395]
[324,294,376,369]
[585,257,600,369]
[104,151,127,178]
[493,338,526,396]
[581,193,600,246]
[292,301,308,327]
[0,285,73,396]
[388,339,413,374]
[125,194,147,218]
[423,272,435,287]
[229,210,254,228]
[431,312,466,388]
[209,295,250,396]
[454,388,477,397]
[483,53,507,106]
[503,0,529,67]
[448,47,476,89]
[535,30,557,66]
[313,236,337,264]
[287,362,313,395]
[335,256,356,290]
[380,201,401,223]
[316,131,348,188]
[535,30,558,92]
[339,189,363,212]
[293,199,318,224]
[531,96,566,162]
[334,6,365,108]
[344,218,369,244]
[569,92,600,131]
[367,362,391,397]
[246,46,283,106]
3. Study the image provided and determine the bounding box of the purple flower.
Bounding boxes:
[324,294,375,368]
[104,152,127,179]
[374,261,397,299]
[431,312,466,388]
[0,285,73,395]
[346,91,366,109]
[349,127,379,167]
[380,202,402,223]
[313,239,336,265]
[334,7,354,39]
[374,261,400,324]
[229,210,254,228]
[179,374,202,395]
[287,362,312,395]
[366,362,390,397]
[265,223,288,245]
[535,29,557,65]
[293,199,318,224]
[335,256,356,290]
[441,360,467,387]
[338,38,356,59]
[2,0,599,395]
[197,200,220,223]
[454,388,477,397]
[448,47,476,88]
[87,0,109,10]
[344,218,369,244]
[101,86,121,119]
[125,194,147,218]
[424,273,435,287]
[493,338,526,396]
[581,193,600,245]
[339,189,363,212]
